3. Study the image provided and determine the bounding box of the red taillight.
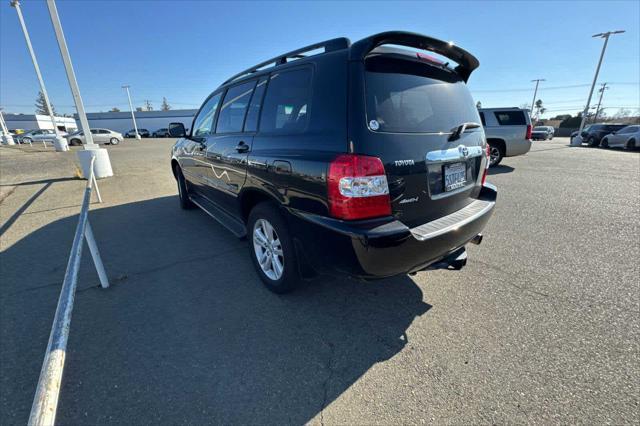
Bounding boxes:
[526,124,532,140]
[482,144,490,185]
[327,154,391,220]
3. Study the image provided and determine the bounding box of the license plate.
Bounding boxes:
[444,162,467,192]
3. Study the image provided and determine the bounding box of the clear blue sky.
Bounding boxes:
[1,0,639,118]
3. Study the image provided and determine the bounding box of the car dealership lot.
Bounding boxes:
[0,138,638,424]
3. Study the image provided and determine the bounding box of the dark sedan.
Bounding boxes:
[531,126,554,140]
[571,124,628,147]
[152,128,170,137]
[124,128,150,138]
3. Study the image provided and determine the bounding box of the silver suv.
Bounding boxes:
[478,107,532,166]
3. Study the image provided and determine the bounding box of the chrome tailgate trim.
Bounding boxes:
[410,199,494,241]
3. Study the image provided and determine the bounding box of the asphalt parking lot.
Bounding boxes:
[0,137,638,424]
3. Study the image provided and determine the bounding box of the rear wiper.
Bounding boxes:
[448,122,481,142]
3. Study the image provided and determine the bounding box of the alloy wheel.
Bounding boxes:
[489,146,501,166]
[253,218,284,281]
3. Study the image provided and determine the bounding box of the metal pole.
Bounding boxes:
[10,0,68,152]
[0,109,16,145]
[122,85,141,140]
[28,156,109,425]
[576,30,625,141]
[45,0,98,149]
[85,221,109,288]
[530,79,545,120]
[593,83,608,123]
[91,172,102,203]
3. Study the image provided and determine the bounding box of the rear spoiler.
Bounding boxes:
[349,31,480,82]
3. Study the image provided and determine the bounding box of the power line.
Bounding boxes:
[470,81,639,93]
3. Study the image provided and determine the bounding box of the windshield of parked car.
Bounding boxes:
[365,55,480,133]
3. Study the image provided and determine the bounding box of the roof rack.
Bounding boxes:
[222,37,350,85]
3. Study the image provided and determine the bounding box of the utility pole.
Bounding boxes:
[574,30,625,145]
[122,85,141,139]
[530,79,545,119]
[593,83,609,123]
[10,0,68,151]
[144,100,152,111]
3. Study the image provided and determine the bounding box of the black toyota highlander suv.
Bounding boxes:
[169,31,497,293]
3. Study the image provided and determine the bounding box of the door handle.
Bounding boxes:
[235,141,250,153]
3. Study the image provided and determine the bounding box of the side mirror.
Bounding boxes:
[168,122,186,138]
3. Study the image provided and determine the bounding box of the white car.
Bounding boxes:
[601,125,639,150]
[18,129,68,145]
[67,128,124,146]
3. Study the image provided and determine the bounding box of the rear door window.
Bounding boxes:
[494,111,526,126]
[364,55,480,133]
[216,80,256,134]
[244,78,268,132]
[260,68,312,133]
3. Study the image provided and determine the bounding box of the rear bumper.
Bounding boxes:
[289,183,497,279]
[506,139,532,156]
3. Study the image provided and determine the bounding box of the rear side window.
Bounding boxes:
[260,68,312,133]
[216,80,256,134]
[494,111,526,126]
[479,112,486,126]
[244,78,267,132]
[365,56,480,133]
[193,93,222,136]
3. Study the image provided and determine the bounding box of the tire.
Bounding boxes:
[248,202,299,294]
[70,138,82,146]
[175,165,195,210]
[110,137,120,145]
[626,139,636,150]
[488,142,504,167]
[22,137,32,145]
[601,137,609,148]
[588,137,599,147]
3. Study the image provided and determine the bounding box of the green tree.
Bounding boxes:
[110,107,121,112]
[559,113,583,128]
[534,99,546,118]
[161,97,171,111]
[476,101,482,109]
[35,91,56,116]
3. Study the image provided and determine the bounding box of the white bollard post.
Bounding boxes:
[570,135,583,146]
[0,110,16,145]
[76,148,113,179]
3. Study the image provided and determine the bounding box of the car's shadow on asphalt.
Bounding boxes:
[0,196,432,424]
[488,164,514,175]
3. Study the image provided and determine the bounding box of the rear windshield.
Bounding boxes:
[364,55,480,133]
